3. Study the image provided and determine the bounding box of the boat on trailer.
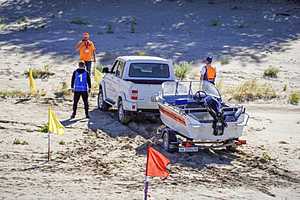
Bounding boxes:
[157,81,249,153]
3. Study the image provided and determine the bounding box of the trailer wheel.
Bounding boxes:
[162,129,178,153]
[226,145,237,152]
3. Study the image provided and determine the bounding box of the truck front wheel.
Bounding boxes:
[118,100,131,124]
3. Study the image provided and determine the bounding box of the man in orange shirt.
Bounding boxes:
[200,56,216,84]
[75,32,96,74]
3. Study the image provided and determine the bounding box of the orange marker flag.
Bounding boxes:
[146,146,170,177]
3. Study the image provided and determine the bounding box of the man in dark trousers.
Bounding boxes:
[71,61,91,119]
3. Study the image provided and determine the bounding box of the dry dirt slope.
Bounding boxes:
[0,97,299,200]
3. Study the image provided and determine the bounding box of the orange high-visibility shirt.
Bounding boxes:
[79,41,96,61]
[206,65,216,81]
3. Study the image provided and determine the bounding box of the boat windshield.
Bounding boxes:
[161,81,221,99]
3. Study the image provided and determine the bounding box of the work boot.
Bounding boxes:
[86,114,90,119]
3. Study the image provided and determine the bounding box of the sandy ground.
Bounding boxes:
[0,0,300,199]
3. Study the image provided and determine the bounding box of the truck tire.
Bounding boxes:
[118,100,131,124]
[98,88,110,111]
[162,129,178,153]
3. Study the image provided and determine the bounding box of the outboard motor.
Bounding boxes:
[194,90,227,136]
[203,96,227,136]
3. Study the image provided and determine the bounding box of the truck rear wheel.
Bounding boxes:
[98,88,110,111]
[118,100,131,125]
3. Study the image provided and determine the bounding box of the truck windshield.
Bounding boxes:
[129,63,170,78]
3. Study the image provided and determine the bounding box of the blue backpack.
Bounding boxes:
[74,71,88,92]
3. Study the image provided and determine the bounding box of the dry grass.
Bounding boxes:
[174,62,192,80]
[135,50,147,56]
[13,138,28,145]
[24,65,55,79]
[263,66,279,78]
[0,89,46,99]
[227,80,277,102]
[0,90,28,98]
[54,81,72,98]
[220,56,230,65]
[289,91,300,105]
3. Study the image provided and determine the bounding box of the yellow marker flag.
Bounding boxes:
[48,106,64,135]
[94,68,103,84]
[28,68,37,95]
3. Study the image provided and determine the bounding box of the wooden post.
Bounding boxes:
[47,132,51,162]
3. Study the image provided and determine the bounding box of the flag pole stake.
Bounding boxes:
[47,132,51,162]
[144,144,150,200]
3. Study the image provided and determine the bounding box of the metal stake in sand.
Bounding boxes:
[47,131,51,162]
[47,106,65,162]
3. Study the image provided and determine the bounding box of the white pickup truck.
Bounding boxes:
[98,56,175,124]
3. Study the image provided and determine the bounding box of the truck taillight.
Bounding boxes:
[131,89,138,100]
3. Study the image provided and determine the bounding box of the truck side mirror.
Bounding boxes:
[102,67,109,73]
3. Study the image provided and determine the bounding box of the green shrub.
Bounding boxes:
[106,23,114,33]
[229,80,277,102]
[39,123,49,133]
[174,62,192,80]
[70,18,89,25]
[0,16,6,31]
[59,140,65,145]
[289,91,300,105]
[13,138,28,145]
[24,65,55,79]
[210,19,221,27]
[130,17,137,33]
[263,66,279,78]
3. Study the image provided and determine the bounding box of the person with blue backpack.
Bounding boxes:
[71,61,91,119]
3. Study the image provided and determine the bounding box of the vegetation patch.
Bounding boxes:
[0,90,28,98]
[263,66,279,78]
[106,23,114,33]
[174,62,192,80]
[13,138,28,145]
[59,140,66,145]
[135,50,146,56]
[210,19,221,27]
[130,17,137,33]
[220,56,230,65]
[228,80,277,102]
[70,18,89,25]
[0,16,6,31]
[54,81,72,98]
[38,123,49,133]
[24,65,55,79]
[289,91,300,105]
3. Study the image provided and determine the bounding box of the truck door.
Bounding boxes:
[104,60,118,104]
[111,60,125,102]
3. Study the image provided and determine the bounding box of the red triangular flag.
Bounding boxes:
[146,146,170,177]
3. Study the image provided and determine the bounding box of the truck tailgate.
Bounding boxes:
[134,84,161,109]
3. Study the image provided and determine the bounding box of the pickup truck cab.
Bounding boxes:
[98,56,175,124]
